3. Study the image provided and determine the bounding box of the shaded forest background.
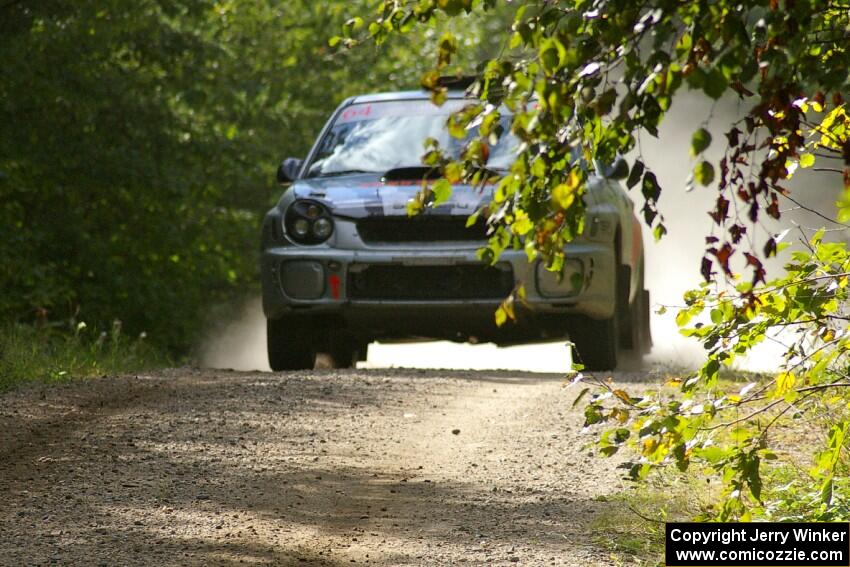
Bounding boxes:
[0,1,511,354]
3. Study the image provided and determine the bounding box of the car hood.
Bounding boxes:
[287,173,494,219]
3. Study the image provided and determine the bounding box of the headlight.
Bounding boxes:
[312,217,333,239]
[292,218,310,238]
[284,200,334,244]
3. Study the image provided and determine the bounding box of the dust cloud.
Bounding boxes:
[198,297,574,373]
[201,94,844,374]
[199,297,271,372]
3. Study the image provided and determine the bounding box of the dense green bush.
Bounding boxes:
[0,1,507,353]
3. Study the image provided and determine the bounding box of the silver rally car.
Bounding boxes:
[261,89,651,371]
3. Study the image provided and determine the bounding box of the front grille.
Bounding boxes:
[356,216,487,244]
[348,264,514,300]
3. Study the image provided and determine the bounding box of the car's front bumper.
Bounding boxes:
[261,242,616,323]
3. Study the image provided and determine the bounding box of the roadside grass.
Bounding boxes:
[591,470,711,566]
[0,322,167,392]
[587,364,850,566]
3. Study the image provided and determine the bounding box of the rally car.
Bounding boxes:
[260,89,652,371]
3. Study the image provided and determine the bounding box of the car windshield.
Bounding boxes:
[305,99,518,178]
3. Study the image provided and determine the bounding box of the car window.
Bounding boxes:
[305,99,518,178]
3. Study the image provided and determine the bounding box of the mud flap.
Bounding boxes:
[641,289,653,353]
[617,265,634,349]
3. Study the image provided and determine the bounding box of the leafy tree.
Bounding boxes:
[0,0,504,351]
[345,0,850,520]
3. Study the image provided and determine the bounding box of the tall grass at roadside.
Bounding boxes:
[590,472,710,566]
[0,321,167,392]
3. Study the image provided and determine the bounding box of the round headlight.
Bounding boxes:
[292,218,310,238]
[312,217,333,239]
[284,200,333,244]
[305,204,322,219]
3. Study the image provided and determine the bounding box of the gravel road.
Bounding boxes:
[0,367,653,566]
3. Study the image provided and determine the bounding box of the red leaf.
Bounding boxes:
[726,127,741,147]
[729,224,747,244]
[745,253,766,285]
[763,238,777,258]
[748,201,760,222]
[701,256,713,282]
[708,195,730,224]
[766,193,781,219]
[730,82,754,98]
[712,243,734,275]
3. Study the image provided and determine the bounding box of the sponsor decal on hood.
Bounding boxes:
[288,173,495,219]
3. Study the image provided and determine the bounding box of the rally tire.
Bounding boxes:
[267,317,316,371]
[623,258,652,355]
[571,314,619,371]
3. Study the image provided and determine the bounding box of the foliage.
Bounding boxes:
[346,0,850,279]
[0,321,164,392]
[590,473,706,565]
[346,0,850,520]
[0,0,506,352]
[581,231,850,520]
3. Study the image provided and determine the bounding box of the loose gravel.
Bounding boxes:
[0,367,654,566]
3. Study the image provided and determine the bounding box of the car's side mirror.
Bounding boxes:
[604,156,629,180]
[277,157,303,184]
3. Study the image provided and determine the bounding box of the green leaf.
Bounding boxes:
[626,159,644,189]
[584,403,605,426]
[551,169,581,209]
[431,179,452,206]
[703,68,728,100]
[773,371,795,399]
[509,31,522,50]
[690,128,712,156]
[744,452,762,501]
[444,161,463,183]
[641,171,661,201]
[698,446,727,464]
[494,305,507,327]
[512,210,532,235]
[694,161,715,186]
[799,153,815,168]
[821,476,834,505]
[539,37,566,75]
[437,32,458,68]
[572,387,590,408]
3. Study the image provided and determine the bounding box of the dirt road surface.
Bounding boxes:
[0,368,652,566]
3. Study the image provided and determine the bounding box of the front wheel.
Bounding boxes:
[624,259,652,355]
[570,314,619,371]
[636,288,653,354]
[267,317,316,371]
[570,264,628,371]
